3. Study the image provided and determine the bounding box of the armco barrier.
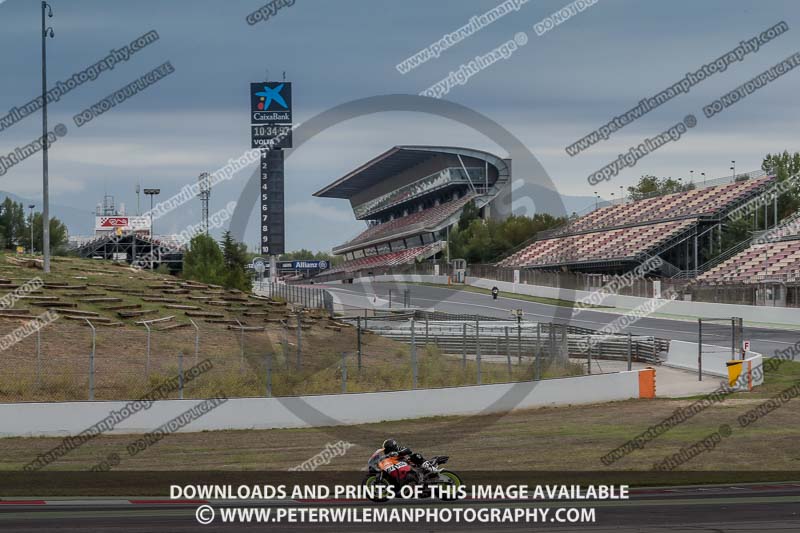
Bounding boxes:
[0,369,655,437]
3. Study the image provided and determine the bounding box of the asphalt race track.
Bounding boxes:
[1,483,799,532]
[321,282,799,358]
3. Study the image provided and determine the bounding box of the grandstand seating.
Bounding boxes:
[562,176,772,235]
[499,219,696,268]
[322,243,441,277]
[354,167,479,218]
[696,238,800,283]
[338,193,475,250]
[498,175,774,270]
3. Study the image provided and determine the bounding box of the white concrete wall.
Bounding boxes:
[0,370,645,437]
[747,353,764,387]
[664,340,764,389]
[469,278,800,325]
[354,274,449,285]
[664,340,735,377]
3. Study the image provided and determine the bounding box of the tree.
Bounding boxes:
[220,231,251,291]
[456,200,479,231]
[279,249,315,261]
[278,249,343,266]
[762,150,800,220]
[447,212,566,263]
[22,213,68,253]
[182,234,226,286]
[0,198,26,248]
[627,175,693,200]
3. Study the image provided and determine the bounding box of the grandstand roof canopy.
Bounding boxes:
[313,145,508,199]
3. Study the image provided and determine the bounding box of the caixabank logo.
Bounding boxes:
[250,81,292,124]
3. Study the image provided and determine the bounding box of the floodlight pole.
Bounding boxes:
[28,204,35,254]
[41,1,54,273]
[144,189,160,270]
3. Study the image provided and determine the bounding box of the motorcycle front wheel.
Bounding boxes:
[363,474,392,503]
[437,470,463,500]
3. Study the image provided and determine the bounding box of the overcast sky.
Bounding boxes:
[0,0,798,252]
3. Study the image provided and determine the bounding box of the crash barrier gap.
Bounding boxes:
[0,368,655,437]
[356,274,800,326]
[664,340,763,391]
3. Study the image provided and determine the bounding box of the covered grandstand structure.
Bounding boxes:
[499,171,782,277]
[313,146,511,280]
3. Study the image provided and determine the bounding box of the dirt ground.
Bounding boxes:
[2,394,798,474]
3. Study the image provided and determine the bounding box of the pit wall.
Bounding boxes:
[0,369,655,437]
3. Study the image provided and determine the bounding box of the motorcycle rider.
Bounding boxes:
[380,439,433,475]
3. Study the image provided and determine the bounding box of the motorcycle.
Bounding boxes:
[362,449,463,502]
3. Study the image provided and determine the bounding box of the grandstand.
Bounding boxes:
[696,210,800,284]
[313,146,511,280]
[499,171,781,276]
[76,233,184,271]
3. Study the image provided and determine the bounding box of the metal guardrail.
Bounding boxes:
[354,319,666,364]
[253,281,334,316]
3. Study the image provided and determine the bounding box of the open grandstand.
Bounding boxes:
[498,171,782,276]
[75,233,185,271]
[313,146,511,280]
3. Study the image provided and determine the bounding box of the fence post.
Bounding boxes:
[627,332,632,371]
[296,318,302,369]
[698,318,703,381]
[357,316,362,372]
[410,318,417,389]
[535,323,541,380]
[586,336,592,375]
[266,351,272,397]
[189,319,200,366]
[364,309,368,330]
[475,319,481,385]
[425,318,429,346]
[517,320,522,365]
[462,323,467,370]
[235,319,245,370]
[178,350,184,399]
[84,319,96,401]
[505,326,512,378]
[144,321,151,379]
[341,352,347,393]
[36,328,41,389]
[282,325,289,368]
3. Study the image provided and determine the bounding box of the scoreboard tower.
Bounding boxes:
[249,81,292,281]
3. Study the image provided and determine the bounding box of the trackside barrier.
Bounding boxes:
[358,274,800,326]
[664,340,763,390]
[0,368,656,437]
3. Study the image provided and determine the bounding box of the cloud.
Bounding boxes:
[286,200,355,223]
